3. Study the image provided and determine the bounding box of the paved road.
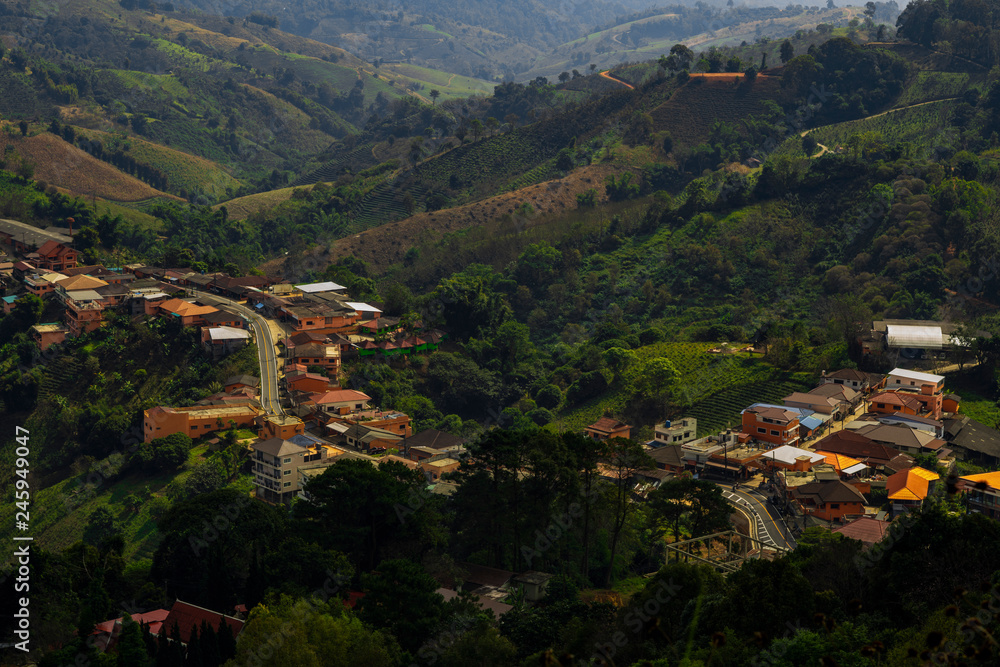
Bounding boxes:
[191,290,284,416]
[720,485,797,551]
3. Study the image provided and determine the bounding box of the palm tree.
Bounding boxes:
[429,89,440,104]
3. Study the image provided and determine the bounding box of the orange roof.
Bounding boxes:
[158,298,219,317]
[821,451,864,472]
[959,471,1000,492]
[887,467,939,501]
[56,274,108,291]
[312,389,372,404]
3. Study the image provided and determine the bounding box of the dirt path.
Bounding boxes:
[800,97,960,141]
[599,70,634,89]
[446,73,456,86]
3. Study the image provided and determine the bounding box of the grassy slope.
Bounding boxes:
[8,131,182,203]
[77,127,242,200]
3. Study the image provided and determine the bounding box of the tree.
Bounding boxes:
[802,133,818,156]
[358,559,447,653]
[744,66,758,81]
[18,120,27,137]
[485,116,499,137]
[229,595,399,666]
[16,158,35,183]
[294,458,431,570]
[780,39,794,63]
[429,89,440,104]
[602,438,654,586]
[664,43,695,72]
[558,71,570,83]
[469,118,484,141]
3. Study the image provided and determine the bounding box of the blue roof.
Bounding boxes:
[2,295,19,304]
[800,415,824,430]
[254,302,264,309]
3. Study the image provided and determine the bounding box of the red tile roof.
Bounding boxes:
[833,517,891,545]
[160,600,244,644]
[586,417,630,434]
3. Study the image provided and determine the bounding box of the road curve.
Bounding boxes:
[191,290,284,416]
[720,485,797,551]
[599,70,634,90]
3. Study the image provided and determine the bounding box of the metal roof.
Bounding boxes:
[889,368,944,383]
[295,281,347,293]
[885,325,946,349]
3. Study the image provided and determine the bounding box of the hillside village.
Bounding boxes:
[6,213,1000,555]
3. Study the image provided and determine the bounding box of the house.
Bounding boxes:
[30,322,67,350]
[345,301,383,320]
[63,289,107,335]
[54,273,108,299]
[311,389,372,416]
[943,393,961,414]
[832,516,891,547]
[402,428,466,458]
[819,368,885,394]
[201,326,252,356]
[92,609,170,652]
[943,416,1000,467]
[295,281,348,294]
[647,444,686,474]
[584,417,631,441]
[34,239,78,272]
[512,571,553,602]
[790,480,867,521]
[436,587,512,618]
[252,436,347,505]
[143,402,262,442]
[285,369,332,395]
[887,467,939,515]
[225,375,260,394]
[782,391,845,417]
[819,452,868,478]
[0,218,73,253]
[258,414,306,440]
[958,472,1000,520]
[159,600,244,645]
[867,390,924,417]
[202,309,245,329]
[807,383,861,409]
[287,341,341,377]
[654,417,697,446]
[756,445,827,472]
[814,430,909,468]
[852,423,947,457]
[741,404,803,446]
[24,271,67,298]
[340,423,403,452]
[157,298,220,326]
[885,368,945,419]
[876,413,944,437]
[421,456,461,481]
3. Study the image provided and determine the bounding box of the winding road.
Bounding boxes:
[599,70,634,90]
[720,484,797,551]
[191,290,285,417]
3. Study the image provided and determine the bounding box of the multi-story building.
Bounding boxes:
[960,472,1000,520]
[252,436,347,505]
[653,417,697,446]
[885,368,945,419]
[741,404,803,447]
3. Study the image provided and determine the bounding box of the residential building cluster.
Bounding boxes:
[589,360,1000,537]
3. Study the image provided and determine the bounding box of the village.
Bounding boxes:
[6,222,1000,655]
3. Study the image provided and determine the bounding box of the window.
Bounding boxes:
[877,403,885,409]
[830,503,840,509]
[770,430,779,436]
[283,482,291,488]
[283,470,291,476]
[283,457,291,463]
[757,428,766,434]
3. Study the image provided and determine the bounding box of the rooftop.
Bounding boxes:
[888,368,945,384]
[0,218,72,247]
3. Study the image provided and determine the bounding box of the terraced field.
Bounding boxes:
[687,376,814,436]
